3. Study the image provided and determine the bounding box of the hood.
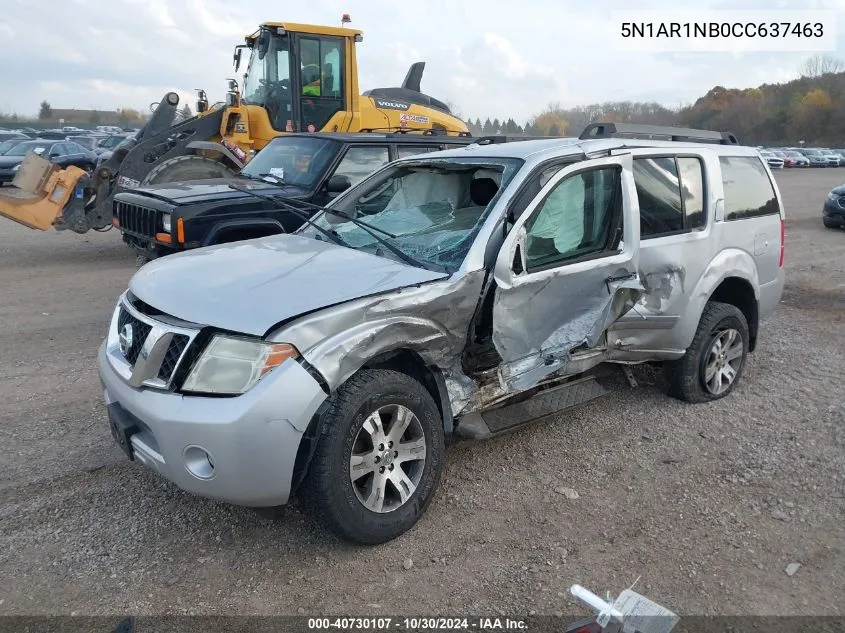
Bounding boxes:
[132,177,308,205]
[0,156,24,167]
[830,185,845,195]
[129,233,448,336]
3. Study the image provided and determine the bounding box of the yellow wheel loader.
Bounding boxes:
[0,21,469,234]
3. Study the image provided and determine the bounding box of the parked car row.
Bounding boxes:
[758,146,845,168]
[0,138,101,184]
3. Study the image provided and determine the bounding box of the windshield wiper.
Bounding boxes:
[270,197,433,270]
[279,197,397,239]
[225,183,348,247]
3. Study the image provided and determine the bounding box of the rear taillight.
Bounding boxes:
[779,218,785,267]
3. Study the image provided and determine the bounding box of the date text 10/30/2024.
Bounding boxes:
[308,617,529,630]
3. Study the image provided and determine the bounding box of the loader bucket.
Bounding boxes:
[0,153,85,231]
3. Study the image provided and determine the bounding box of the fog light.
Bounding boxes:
[183,445,215,479]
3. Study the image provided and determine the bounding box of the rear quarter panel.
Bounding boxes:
[609,150,781,356]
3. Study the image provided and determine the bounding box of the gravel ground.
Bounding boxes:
[0,169,843,620]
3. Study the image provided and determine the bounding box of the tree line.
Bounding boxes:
[465,54,845,147]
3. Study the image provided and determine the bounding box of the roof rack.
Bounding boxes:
[358,127,472,137]
[470,135,565,145]
[579,122,739,145]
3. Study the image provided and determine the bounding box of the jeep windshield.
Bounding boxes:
[300,157,523,272]
[240,136,339,189]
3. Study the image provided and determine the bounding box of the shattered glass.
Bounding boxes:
[307,158,523,270]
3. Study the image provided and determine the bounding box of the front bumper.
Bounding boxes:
[823,201,845,226]
[98,340,327,507]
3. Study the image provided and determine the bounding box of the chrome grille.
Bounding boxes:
[107,296,198,390]
[117,307,152,364]
[157,334,190,381]
[115,201,160,237]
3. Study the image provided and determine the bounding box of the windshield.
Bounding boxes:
[99,136,125,149]
[72,137,96,150]
[301,158,523,271]
[0,139,25,155]
[241,30,292,130]
[7,141,51,157]
[240,136,338,188]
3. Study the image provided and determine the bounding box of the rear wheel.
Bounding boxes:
[141,155,236,186]
[665,301,749,403]
[301,369,445,545]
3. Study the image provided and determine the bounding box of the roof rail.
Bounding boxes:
[471,135,566,145]
[579,122,739,145]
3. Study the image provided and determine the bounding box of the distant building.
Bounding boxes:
[48,108,149,125]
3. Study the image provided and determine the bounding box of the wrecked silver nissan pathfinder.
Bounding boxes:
[98,123,786,544]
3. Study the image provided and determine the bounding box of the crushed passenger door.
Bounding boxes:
[491,153,644,391]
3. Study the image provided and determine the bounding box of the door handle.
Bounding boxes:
[605,272,637,284]
[604,271,637,294]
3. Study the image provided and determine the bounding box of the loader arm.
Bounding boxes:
[0,92,226,233]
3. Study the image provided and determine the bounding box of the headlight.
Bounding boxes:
[161,213,172,233]
[182,335,299,395]
[827,192,838,201]
[12,164,21,172]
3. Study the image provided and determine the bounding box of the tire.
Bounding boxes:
[301,368,445,545]
[665,301,750,404]
[141,155,236,186]
[823,217,839,229]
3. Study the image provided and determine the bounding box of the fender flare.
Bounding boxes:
[202,218,286,246]
[679,248,760,349]
[185,141,246,170]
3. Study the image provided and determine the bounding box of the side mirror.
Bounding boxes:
[493,227,527,288]
[326,174,352,193]
[49,152,60,159]
[234,48,243,71]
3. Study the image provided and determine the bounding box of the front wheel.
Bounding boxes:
[141,155,236,186]
[665,301,750,403]
[301,369,445,545]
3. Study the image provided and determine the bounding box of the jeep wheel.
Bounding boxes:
[823,217,839,229]
[302,369,445,545]
[665,301,750,403]
[141,155,236,186]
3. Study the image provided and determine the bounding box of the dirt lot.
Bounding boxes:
[0,169,843,620]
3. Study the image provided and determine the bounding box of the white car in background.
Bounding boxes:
[759,150,784,169]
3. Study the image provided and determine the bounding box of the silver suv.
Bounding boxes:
[98,124,786,544]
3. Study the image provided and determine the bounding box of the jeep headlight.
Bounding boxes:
[161,213,172,233]
[827,192,838,202]
[12,164,21,172]
[182,335,299,395]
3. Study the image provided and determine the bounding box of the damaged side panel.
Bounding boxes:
[489,154,643,392]
[492,275,643,391]
[269,272,487,417]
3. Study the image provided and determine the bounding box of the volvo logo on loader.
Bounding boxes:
[374,99,410,111]
[119,323,134,357]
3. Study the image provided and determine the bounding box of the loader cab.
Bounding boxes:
[240,23,359,137]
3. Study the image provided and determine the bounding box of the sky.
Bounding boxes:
[1,0,844,123]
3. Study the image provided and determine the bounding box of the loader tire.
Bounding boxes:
[141,155,236,186]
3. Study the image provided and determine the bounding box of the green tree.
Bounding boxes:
[548,123,561,136]
[492,118,501,133]
[482,118,494,134]
[38,100,53,120]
